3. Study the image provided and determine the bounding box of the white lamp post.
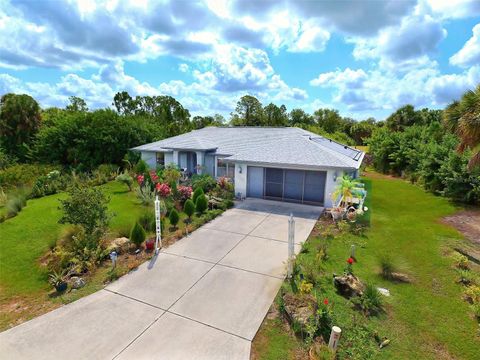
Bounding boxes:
[154,195,162,254]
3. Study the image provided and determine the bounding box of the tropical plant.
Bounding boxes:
[169,208,180,229]
[444,84,480,170]
[195,194,208,214]
[183,199,195,219]
[130,222,146,248]
[116,172,133,191]
[135,184,155,206]
[332,175,362,207]
[191,174,216,192]
[48,270,66,291]
[177,185,193,203]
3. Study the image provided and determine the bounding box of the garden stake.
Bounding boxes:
[154,195,162,254]
[328,326,342,350]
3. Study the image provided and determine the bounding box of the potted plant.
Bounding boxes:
[346,206,357,222]
[49,270,67,292]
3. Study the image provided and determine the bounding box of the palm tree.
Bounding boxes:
[443,85,480,170]
[332,175,362,208]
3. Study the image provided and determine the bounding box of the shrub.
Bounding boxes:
[6,194,26,217]
[457,269,477,286]
[116,173,133,191]
[97,164,118,180]
[0,163,59,190]
[359,283,383,315]
[224,199,234,208]
[195,194,208,214]
[58,186,111,242]
[135,184,155,206]
[163,165,181,184]
[192,187,204,203]
[134,159,148,175]
[191,174,216,192]
[464,285,480,304]
[138,211,156,232]
[183,199,195,218]
[453,253,470,270]
[177,185,193,203]
[169,208,180,229]
[379,254,396,279]
[130,222,146,248]
[299,280,313,294]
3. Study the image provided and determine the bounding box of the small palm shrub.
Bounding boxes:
[116,173,133,191]
[195,194,208,214]
[137,211,156,232]
[135,184,155,206]
[192,187,204,204]
[183,199,195,219]
[169,208,180,229]
[130,222,146,248]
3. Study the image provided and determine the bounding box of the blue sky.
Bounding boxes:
[0,0,479,120]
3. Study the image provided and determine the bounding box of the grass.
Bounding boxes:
[253,171,480,360]
[0,181,224,330]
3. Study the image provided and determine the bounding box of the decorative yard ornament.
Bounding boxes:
[109,251,117,269]
[287,213,295,278]
[350,244,356,258]
[328,326,342,350]
[154,195,162,253]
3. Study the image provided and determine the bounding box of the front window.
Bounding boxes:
[217,158,235,179]
[156,152,165,167]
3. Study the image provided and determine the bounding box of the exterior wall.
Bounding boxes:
[140,151,156,168]
[324,169,344,208]
[234,163,247,199]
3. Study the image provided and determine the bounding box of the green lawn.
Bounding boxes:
[0,182,144,299]
[254,172,479,360]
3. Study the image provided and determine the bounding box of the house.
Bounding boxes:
[132,127,365,207]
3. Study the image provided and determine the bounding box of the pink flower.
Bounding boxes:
[156,183,171,197]
[136,175,144,185]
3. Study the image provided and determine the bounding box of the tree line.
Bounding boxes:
[0,86,479,202]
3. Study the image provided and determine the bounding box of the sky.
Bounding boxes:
[0,0,479,121]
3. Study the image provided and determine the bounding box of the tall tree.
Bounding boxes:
[66,96,88,112]
[232,95,264,126]
[313,108,344,133]
[444,84,480,170]
[191,115,224,129]
[0,93,41,160]
[385,105,422,131]
[264,103,288,126]
[288,108,313,126]
[113,91,137,115]
[350,118,377,145]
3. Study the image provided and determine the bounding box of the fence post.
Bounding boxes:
[328,326,342,350]
[287,213,295,278]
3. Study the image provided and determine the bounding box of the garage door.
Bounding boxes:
[247,167,326,205]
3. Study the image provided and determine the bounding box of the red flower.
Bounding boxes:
[323,298,329,305]
[136,175,144,185]
[156,183,171,197]
[347,257,354,264]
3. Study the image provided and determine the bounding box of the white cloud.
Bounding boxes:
[178,63,189,73]
[309,64,480,113]
[450,23,480,68]
[423,0,480,19]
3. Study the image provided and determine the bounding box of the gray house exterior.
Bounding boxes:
[132,127,365,208]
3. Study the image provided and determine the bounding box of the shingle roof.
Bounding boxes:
[132,127,364,169]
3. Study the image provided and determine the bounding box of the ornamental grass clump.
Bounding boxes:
[379,254,396,280]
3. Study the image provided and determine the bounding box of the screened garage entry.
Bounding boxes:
[247,166,327,205]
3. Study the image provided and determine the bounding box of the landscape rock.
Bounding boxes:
[391,272,412,283]
[334,274,364,297]
[282,292,317,332]
[107,237,130,254]
[377,287,390,296]
[70,277,86,289]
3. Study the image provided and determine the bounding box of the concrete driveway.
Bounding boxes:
[0,199,322,360]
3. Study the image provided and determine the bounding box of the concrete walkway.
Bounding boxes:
[0,199,322,360]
